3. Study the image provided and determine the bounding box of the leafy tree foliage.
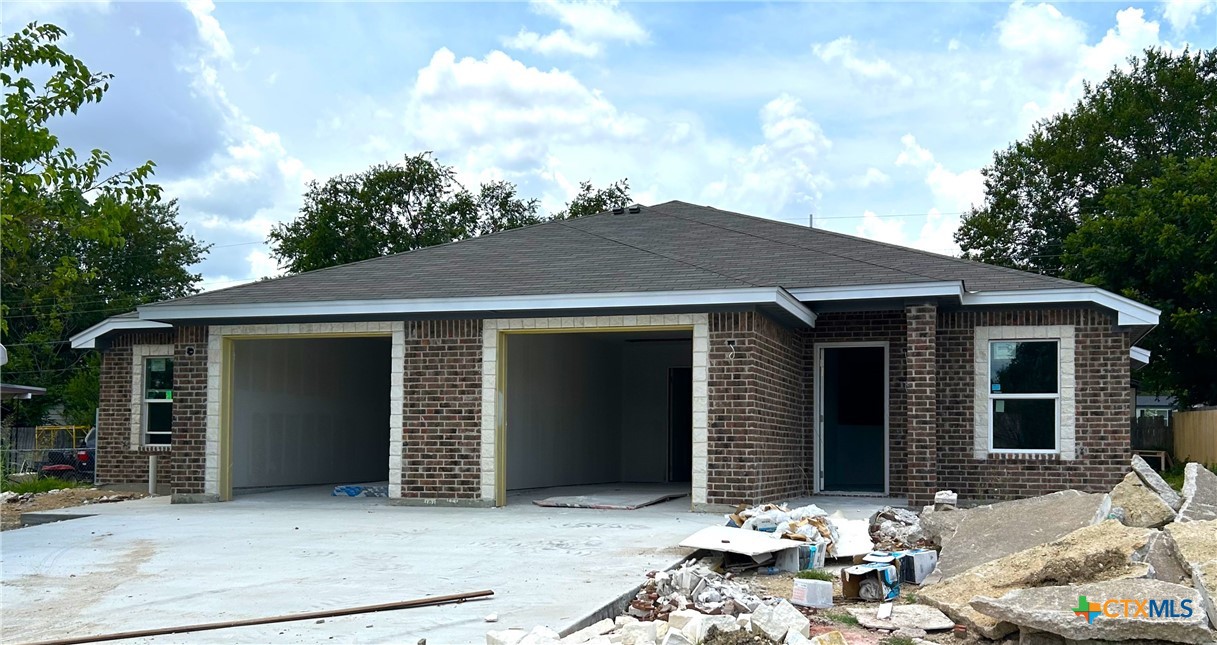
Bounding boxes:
[268,153,629,273]
[553,179,632,219]
[956,47,1217,404]
[1,24,207,424]
[957,48,1217,275]
[1065,158,1217,404]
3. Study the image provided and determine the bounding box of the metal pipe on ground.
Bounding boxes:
[20,590,495,645]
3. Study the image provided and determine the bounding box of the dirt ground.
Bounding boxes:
[0,488,147,531]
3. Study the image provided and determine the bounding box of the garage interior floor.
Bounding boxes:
[3,488,899,643]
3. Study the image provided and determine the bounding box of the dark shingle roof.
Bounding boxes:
[145,201,1080,310]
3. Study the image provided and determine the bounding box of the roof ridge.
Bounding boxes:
[660,200,1081,289]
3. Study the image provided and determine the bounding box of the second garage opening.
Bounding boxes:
[503,330,693,503]
[229,336,391,495]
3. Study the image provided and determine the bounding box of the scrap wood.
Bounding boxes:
[19,590,494,645]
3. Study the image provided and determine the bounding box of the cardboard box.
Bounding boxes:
[841,563,900,602]
[898,548,938,584]
[774,544,823,572]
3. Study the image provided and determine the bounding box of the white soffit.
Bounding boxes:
[70,317,172,349]
[1130,346,1152,365]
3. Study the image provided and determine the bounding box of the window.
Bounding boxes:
[143,357,174,445]
[989,340,1058,451]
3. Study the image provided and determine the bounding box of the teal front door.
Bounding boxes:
[821,346,886,492]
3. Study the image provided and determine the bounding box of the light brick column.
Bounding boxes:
[905,302,937,507]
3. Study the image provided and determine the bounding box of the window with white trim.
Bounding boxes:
[143,356,174,445]
[988,340,1058,452]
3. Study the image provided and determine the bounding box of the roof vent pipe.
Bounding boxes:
[612,206,625,215]
[627,204,641,214]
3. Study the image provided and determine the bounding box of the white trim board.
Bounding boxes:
[139,287,817,328]
[71,317,172,349]
[788,282,1159,327]
[1130,346,1152,365]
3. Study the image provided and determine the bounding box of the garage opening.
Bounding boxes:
[504,330,693,506]
[230,337,391,495]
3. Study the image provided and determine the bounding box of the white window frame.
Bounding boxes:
[974,326,1075,460]
[987,339,1060,454]
[130,344,175,450]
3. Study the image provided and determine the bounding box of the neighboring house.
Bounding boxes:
[1136,394,1177,421]
[71,201,1159,508]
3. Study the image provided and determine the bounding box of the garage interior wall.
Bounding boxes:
[505,333,692,490]
[231,337,390,490]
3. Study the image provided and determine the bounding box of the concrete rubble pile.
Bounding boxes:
[486,559,823,645]
[918,455,1217,644]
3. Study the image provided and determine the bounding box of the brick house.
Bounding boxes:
[72,201,1158,508]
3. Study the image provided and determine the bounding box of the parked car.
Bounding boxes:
[39,428,95,482]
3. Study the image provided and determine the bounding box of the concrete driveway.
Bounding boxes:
[1,488,708,644]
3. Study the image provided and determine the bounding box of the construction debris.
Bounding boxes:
[725,503,837,553]
[843,604,954,632]
[919,520,1154,639]
[1166,518,1217,630]
[1110,471,1177,528]
[1178,463,1217,522]
[927,489,1111,581]
[1131,454,1184,510]
[867,506,926,550]
[969,578,1212,644]
[932,490,958,510]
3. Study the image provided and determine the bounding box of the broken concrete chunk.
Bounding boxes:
[619,622,658,645]
[931,490,1112,580]
[970,578,1212,644]
[843,604,955,632]
[519,626,563,645]
[562,619,616,644]
[749,600,810,642]
[487,629,529,645]
[784,631,813,645]
[1166,518,1217,630]
[869,506,926,550]
[1015,626,1169,645]
[665,610,701,632]
[1179,463,1217,522]
[920,521,1153,639]
[1136,530,1190,585]
[807,631,847,645]
[1111,472,1177,528]
[1131,454,1184,510]
[659,631,693,645]
[680,615,737,643]
[934,490,958,510]
[615,616,639,628]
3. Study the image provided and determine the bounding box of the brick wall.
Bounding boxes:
[936,307,1131,501]
[400,320,484,503]
[96,330,176,487]
[706,311,807,506]
[905,303,938,506]
[804,311,908,498]
[171,326,208,499]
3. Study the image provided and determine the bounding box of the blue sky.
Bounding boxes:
[5,0,1215,290]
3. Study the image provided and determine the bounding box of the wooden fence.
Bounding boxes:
[1174,409,1217,465]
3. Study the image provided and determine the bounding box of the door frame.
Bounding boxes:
[813,341,890,495]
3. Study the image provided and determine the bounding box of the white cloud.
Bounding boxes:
[183,0,233,61]
[504,0,646,57]
[856,208,961,255]
[997,1,1087,77]
[851,167,890,188]
[813,36,911,85]
[895,134,984,213]
[1163,0,1217,31]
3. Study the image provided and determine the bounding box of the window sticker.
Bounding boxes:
[995,400,1005,413]
[992,384,1002,391]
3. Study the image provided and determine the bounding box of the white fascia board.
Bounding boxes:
[1130,346,1152,365]
[959,288,1160,326]
[70,317,173,349]
[790,281,1159,326]
[139,287,819,327]
[787,281,964,302]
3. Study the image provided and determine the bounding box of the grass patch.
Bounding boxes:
[2,477,83,494]
[824,611,859,626]
[796,569,835,581]
[902,591,918,604]
[1159,461,1217,491]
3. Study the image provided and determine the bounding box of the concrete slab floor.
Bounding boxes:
[1,487,900,644]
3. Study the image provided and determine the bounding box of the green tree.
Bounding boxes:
[955,47,1217,404]
[1,24,208,424]
[956,48,1217,275]
[553,179,632,219]
[268,152,629,273]
[1065,158,1217,405]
